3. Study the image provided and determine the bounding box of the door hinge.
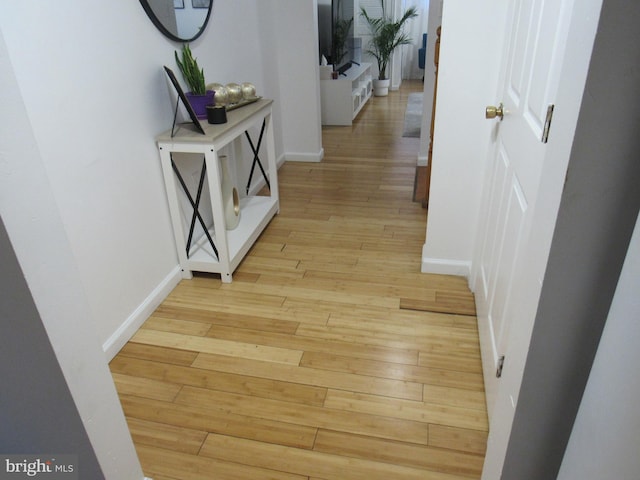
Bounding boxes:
[496,355,505,378]
[541,104,555,143]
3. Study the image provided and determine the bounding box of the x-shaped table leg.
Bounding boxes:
[171,155,219,260]
[245,120,271,195]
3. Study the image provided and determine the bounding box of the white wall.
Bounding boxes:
[421,0,507,276]
[260,0,324,162]
[0,28,144,480]
[557,214,640,479]
[1,1,179,350]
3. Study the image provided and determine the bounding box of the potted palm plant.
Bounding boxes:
[360,0,418,96]
[175,44,214,117]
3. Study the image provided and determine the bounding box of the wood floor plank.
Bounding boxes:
[423,385,487,412]
[326,307,458,328]
[297,257,423,276]
[141,316,212,337]
[295,324,482,360]
[191,352,423,401]
[136,444,307,480]
[326,313,480,342]
[121,395,318,450]
[256,271,435,305]
[110,356,327,406]
[153,304,301,335]
[125,417,207,455]
[299,352,483,391]
[160,296,330,326]
[428,424,488,455]
[313,429,484,478]
[323,390,488,432]
[401,295,476,316]
[276,230,365,250]
[200,433,472,480]
[302,268,471,292]
[130,329,303,365]
[203,323,419,366]
[174,385,431,445]
[418,351,483,374]
[163,284,287,309]
[114,342,198,366]
[235,255,303,276]
[111,372,181,402]
[280,298,476,341]
[218,277,400,309]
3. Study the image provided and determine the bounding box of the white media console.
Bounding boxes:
[320,62,372,126]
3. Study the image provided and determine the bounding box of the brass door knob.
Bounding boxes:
[486,103,504,120]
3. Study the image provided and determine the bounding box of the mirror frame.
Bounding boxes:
[139,0,213,43]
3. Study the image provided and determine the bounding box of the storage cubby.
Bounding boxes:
[320,62,372,126]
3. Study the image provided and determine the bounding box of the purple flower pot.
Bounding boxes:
[186,90,215,118]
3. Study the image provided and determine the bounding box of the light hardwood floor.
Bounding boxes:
[110,80,488,480]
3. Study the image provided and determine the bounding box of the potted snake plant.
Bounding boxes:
[175,44,214,117]
[360,0,418,96]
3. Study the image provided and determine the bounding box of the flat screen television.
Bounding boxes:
[318,0,355,75]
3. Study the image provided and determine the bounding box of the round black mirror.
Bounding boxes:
[139,0,213,42]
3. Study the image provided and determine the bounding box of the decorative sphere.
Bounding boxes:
[206,82,223,92]
[241,82,256,99]
[225,83,242,104]
[206,83,228,106]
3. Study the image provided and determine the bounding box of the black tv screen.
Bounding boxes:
[318,0,354,74]
[332,0,355,73]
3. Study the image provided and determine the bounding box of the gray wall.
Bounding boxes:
[500,0,640,478]
[0,217,104,479]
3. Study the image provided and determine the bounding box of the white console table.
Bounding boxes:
[320,62,372,126]
[156,98,278,283]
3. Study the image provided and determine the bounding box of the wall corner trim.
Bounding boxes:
[103,266,182,361]
[421,252,471,279]
[284,148,324,163]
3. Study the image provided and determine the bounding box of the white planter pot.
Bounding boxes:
[372,78,390,96]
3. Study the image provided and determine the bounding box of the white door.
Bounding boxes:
[472,0,599,421]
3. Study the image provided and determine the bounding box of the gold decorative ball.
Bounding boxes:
[207,83,227,105]
[241,82,256,99]
[216,87,229,106]
[206,82,223,92]
[206,83,228,106]
[225,83,242,104]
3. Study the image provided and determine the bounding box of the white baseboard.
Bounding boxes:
[103,266,182,361]
[421,252,471,279]
[284,148,324,163]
